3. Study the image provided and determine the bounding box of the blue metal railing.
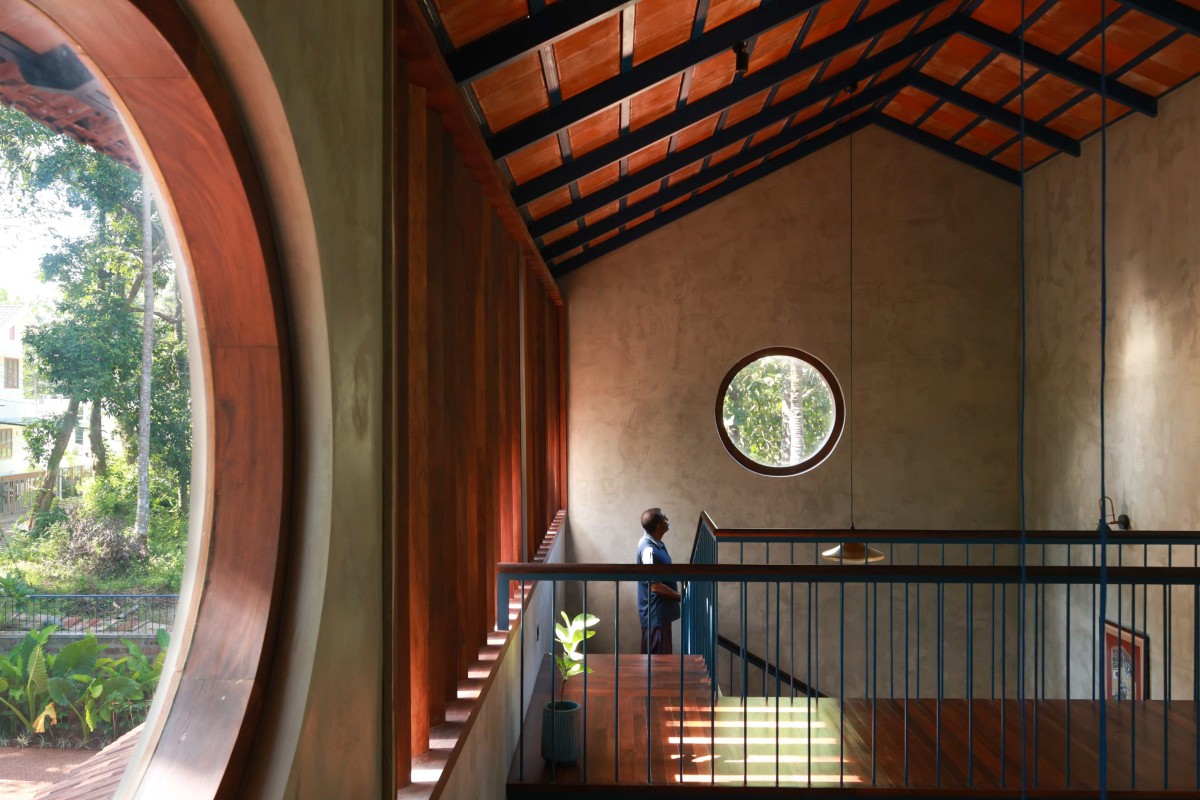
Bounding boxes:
[497,514,1200,793]
[0,594,178,636]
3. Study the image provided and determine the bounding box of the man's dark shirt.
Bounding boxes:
[636,533,680,628]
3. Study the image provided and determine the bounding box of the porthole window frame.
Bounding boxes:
[714,346,846,477]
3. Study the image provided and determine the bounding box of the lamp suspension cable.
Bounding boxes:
[849,131,855,532]
[1018,0,1029,793]
[1098,0,1111,793]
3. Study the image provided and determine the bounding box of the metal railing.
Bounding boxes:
[496,513,1200,793]
[0,594,177,636]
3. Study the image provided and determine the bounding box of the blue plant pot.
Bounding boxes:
[540,700,581,764]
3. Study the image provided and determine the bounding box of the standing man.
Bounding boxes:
[637,507,682,654]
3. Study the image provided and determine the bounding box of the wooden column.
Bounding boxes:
[396,74,431,762]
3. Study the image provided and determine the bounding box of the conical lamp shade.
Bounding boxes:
[821,542,886,563]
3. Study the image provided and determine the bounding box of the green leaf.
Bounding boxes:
[581,614,599,628]
[51,636,99,678]
[27,646,49,697]
[156,628,170,650]
[89,683,103,698]
[554,623,570,643]
[48,677,73,706]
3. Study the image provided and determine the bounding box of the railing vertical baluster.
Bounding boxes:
[1194,568,1198,790]
[742,579,748,787]
[583,581,589,783]
[763,543,769,697]
[839,549,845,788]
[815,543,819,711]
[551,579,557,784]
[1070,575,1080,786]
[936,578,942,787]
[890,543,895,700]
[615,580,619,783]
[992,544,997,702]
[519,579,525,783]
[904,574,909,786]
[679,585,684,787]
[790,543,795,702]
[1001,577,1007,787]
[1034,578,1040,786]
[645,579,651,785]
[872,579,877,786]
[917,545,921,701]
[968,578,974,788]
[711,573,716,786]
[1164,573,1170,789]
[1132,570,1137,789]
[775,579,780,787]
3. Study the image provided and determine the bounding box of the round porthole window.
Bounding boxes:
[716,347,845,476]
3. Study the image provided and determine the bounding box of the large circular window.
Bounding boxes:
[716,347,845,476]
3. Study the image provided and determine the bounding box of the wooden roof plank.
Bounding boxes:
[487,0,828,157]
[529,73,905,237]
[449,0,640,85]
[513,1,951,205]
[542,111,869,260]
[959,17,1158,115]
[551,115,870,275]
[910,72,1080,153]
[1115,0,1200,36]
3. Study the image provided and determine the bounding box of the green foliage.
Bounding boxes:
[1,464,186,593]
[0,626,169,744]
[553,611,598,694]
[1,100,190,511]
[722,355,835,468]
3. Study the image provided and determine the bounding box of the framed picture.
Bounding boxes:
[1103,619,1149,700]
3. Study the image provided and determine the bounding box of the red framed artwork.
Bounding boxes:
[1103,620,1149,700]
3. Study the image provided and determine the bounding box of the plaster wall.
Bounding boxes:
[200,0,385,796]
[1026,77,1200,701]
[564,125,1021,698]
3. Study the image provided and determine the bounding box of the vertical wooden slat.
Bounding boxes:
[425,112,448,727]
[401,79,431,759]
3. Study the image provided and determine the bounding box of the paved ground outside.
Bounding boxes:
[0,746,93,800]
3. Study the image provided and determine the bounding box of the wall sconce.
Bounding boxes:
[1097,496,1131,531]
[733,41,749,75]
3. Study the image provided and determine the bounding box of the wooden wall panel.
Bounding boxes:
[390,70,566,785]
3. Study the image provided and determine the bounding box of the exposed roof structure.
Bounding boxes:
[0,22,136,169]
[417,0,1200,276]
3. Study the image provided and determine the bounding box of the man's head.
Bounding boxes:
[641,507,670,539]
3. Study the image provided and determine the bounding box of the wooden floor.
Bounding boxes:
[509,655,1200,795]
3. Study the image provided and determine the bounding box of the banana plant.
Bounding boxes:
[553,611,598,697]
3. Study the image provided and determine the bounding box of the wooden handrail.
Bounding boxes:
[496,562,1200,585]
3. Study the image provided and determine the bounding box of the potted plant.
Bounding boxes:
[541,610,597,764]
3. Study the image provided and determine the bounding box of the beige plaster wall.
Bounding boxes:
[1026,78,1200,701]
[564,125,1021,697]
[193,0,386,797]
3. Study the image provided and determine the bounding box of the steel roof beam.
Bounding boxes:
[908,73,1081,156]
[514,1,951,206]
[550,116,872,276]
[873,112,1020,185]
[529,74,906,238]
[488,0,828,159]
[1115,0,1199,37]
[448,0,641,86]
[542,107,878,259]
[958,18,1157,117]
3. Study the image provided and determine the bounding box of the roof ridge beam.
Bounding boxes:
[1115,0,1200,36]
[873,112,1020,185]
[448,0,642,86]
[542,106,876,259]
[958,18,1157,117]
[488,0,829,159]
[530,74,906,238]
[515,2,953,207]
[908,73,1081,156]
[551,116,872,276]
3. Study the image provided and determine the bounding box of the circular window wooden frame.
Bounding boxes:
[715,346,845,477]
[16,1,291,796]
